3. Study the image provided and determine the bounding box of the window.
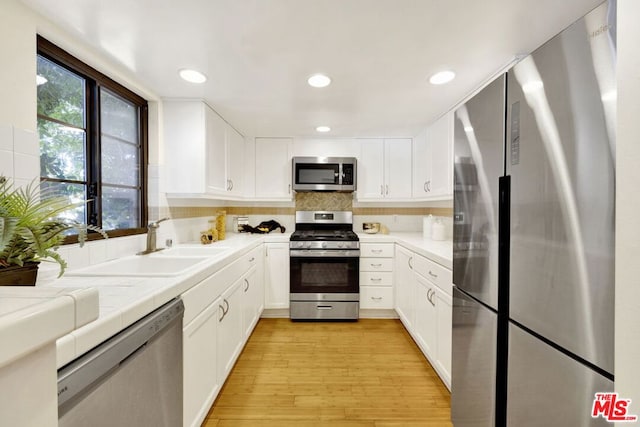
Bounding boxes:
[37,36,147,239]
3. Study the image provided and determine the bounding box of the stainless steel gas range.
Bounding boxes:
[289,211,360,321]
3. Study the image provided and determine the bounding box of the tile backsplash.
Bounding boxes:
[295,192,353,211]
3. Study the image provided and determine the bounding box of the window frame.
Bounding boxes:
[37,36,148,242]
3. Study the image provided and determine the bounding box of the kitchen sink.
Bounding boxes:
[157,245,231,257]
[66,255,210,277]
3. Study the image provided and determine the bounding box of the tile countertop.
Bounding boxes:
[0,287,99,368]
[46,232,290,368]
[357,232,453,269]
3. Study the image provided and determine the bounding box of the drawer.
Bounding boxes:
[360,243,394,258]
[360,286,394,309]
[414,254,452,295]
[360,257,393,272]
[360,271,393,286]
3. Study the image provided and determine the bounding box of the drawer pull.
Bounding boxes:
[428,270,438,279]
[249,257,255,262]
[371,249,383,253]
[370,278,382,282]
[371,263,383,268]
[371,296,383,300]
[316,305,333,310]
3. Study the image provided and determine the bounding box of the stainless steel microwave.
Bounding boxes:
[292,157,357,192]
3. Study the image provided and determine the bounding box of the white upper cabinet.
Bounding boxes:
[205,107,227,194]
[254,137,293,200]
[226,126,245,197]
[358,138,412,201]
[413,112,454,200]
[163,100,244,199]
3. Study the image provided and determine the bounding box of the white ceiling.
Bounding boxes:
[22,0,602,138]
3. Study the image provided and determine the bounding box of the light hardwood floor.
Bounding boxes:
[202,318,453,426]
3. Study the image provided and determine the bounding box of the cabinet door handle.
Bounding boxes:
[371,296,383,300]
[408,257,413,269]
[244,278,250,292]
[223,298,230,314]
[428,289,436,306]
[316,305,333,310]
[427,180,431,192]
[424,181,428,193]
[219,304,226,321]
[428,270,438,279]
[288,184,291,194]
[380,185,384,195]
[229,179,234,191]
[386,184,389,195]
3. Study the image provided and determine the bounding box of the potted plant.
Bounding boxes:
[0,177,107,285]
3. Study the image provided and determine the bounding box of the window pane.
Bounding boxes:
[101,135,139,186]
[101,89,138,143]
[37,56,85,128]
[102,186,140,230]
[38,118,86,180]
[40,181,86,225]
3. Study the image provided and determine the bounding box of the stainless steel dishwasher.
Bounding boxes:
[57,298,184,427]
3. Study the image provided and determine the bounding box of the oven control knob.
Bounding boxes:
[337,242,344,248]
[305,242,312,249]
[296,242,304,248]
[322,242,327,248]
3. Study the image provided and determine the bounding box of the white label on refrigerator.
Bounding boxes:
[510,102,520,165]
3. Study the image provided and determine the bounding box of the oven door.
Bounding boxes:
[290,250,359,301]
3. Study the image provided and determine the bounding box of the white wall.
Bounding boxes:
[615,0,640,421]
[0,0,39,187]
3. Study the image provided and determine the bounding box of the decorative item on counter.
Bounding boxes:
[380,224,390,234]
[200,227,218,244]
[235,216,249,232]
[240,220,286,234]
[363,222,380,234]
[0,177,108,285]
[431,218,446,241]
[423,214,433,239]
[215,211,226,240]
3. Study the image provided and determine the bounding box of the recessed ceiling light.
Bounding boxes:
[36,75,48,86]
[179,68,207,84]
[308,74,331,88]
[316,126,331,133]
[429,70,456,85]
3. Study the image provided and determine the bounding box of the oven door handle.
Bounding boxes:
[290,250,361,257]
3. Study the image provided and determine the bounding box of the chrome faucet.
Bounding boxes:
[138,217,170,255]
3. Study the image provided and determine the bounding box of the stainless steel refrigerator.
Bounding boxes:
[451,1,616,425]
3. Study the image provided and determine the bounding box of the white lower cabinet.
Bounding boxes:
[183,300,220,427]
[360,243,395,310]
[394,245,415,329]
[414,274,437,362]
[217,279,244,382]
[435,287,452,385]
[394,244,452,390]
[264,243,290,309]
[182,246,265,427]
[242,247,265,338]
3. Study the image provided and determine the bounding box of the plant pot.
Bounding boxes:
[0,262,40,286]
